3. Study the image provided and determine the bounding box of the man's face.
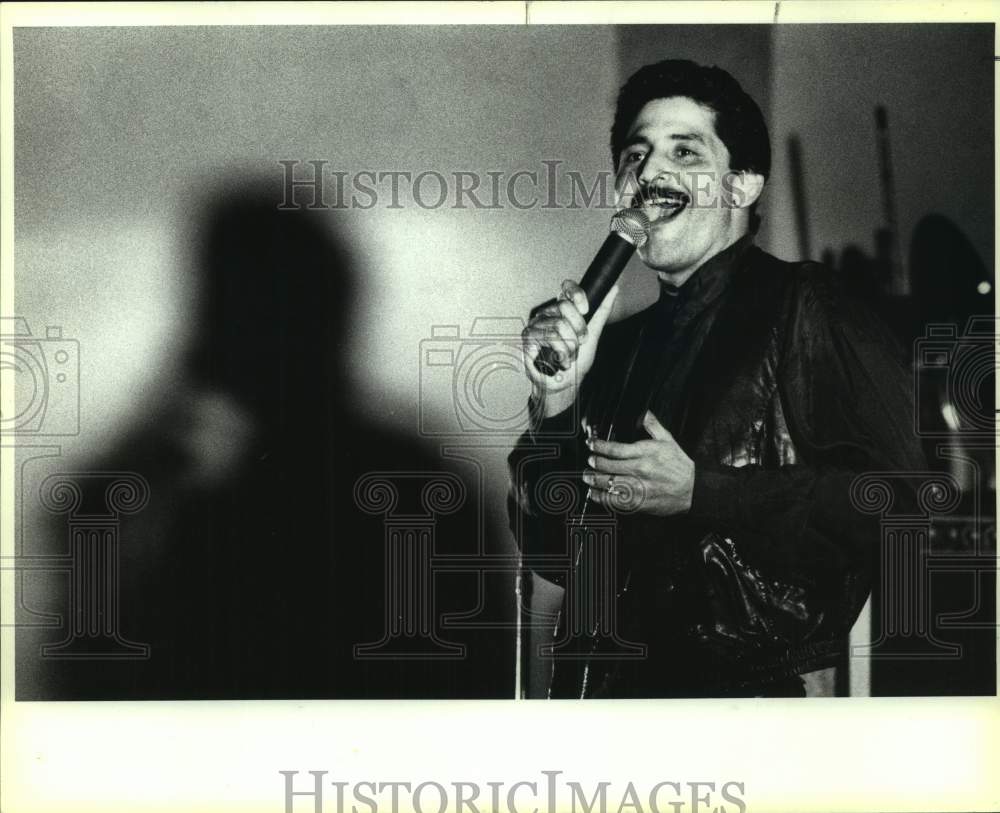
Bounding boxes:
[614,96,750,279]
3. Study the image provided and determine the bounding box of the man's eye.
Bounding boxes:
[675,147,699,161]
[623,150,645,163]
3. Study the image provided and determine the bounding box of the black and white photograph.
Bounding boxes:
[1,2,997,811]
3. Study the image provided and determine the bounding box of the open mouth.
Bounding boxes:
[632,188,690,222]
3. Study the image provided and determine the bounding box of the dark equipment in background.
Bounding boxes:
[787,107,996,697]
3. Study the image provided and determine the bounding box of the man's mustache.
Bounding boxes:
[629,183,691,207]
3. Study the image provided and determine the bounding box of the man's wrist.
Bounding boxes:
[531,382,578,419]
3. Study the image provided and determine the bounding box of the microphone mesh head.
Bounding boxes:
[610,209,650,247]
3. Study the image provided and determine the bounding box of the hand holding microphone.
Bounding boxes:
[521,209,650,418]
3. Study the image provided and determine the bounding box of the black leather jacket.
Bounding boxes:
[508,239,926,697]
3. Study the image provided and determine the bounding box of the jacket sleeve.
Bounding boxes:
[506,393,591,587]
[685,269,926,637]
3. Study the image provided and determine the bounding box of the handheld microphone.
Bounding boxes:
[534,208,650,377]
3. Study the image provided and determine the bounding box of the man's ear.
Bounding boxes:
[725,170,765,210]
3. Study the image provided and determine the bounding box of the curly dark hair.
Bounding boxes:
[610,59,770,180]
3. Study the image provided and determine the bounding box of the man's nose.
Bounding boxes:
[638,151,676,185]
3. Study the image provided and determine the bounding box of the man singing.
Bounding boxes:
[509,59,924,698]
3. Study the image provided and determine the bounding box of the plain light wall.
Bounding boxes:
[14,27,625,469]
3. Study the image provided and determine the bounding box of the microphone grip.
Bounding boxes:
[578,233,635,316]
[532,233,635,377]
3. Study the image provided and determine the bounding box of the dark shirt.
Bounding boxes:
[583,233,754,447]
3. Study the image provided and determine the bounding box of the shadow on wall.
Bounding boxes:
[20,177,514,700]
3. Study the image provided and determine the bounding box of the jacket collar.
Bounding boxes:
[657,233,755,322]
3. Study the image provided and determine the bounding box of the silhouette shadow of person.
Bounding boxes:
[24,179,512,700]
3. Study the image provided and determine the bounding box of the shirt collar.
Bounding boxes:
[657,233,755,316]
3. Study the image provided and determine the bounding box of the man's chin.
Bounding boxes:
[638,239,689,274]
